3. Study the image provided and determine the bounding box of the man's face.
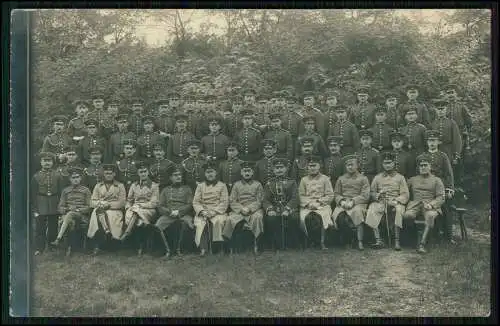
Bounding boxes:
[209,121,221,134]
[70,174,82,186]
[328,143,341,154]
[375,112,387,123]
[263,146,276,157]
[176,120,187,130]
[103,170,115,182]
[308,162,320,174]
[138,168,149,180]
[143,121,154,132]
[241,167,254,180]
[66,151,78,163]
[153,148,165,159]
[446,89,457,100]
[53,122,65,133]
[357,93,368,102]
[40,158,54,169]
[419,162,431,175]
[170,171,183,184]
[336,110,347,120]
[87,125,98,135]
[405,111,417,122]
[435,107,447,118]
[169,98,180,108]
[188,145,200,156]
[244,95,255,105]
[360,136,372,148]
[242,116,253,127]
[273,165,287,177]
[304,96,314,107]
[123,145,135,157]
[89,152,102,164]
[286,102,296,111]
[117,121,129,131]
[326,97,337,107]
[391,139,404,150]
[382,160,395,172]
[270,119,281,129]
[205,169,217,181]
[226,147,238,159]
[223,111,232,119]
[345,160,358,173]
[427,138,440,150]
[301,144,313,155]
[304,121,315,132]
[76,104,89,117]
[232,104,243,113]
[158,105,170,116]
[132,104,143,114]
[93,99,104,109]
[107,105,119,115]
[386,98,397,107]
[276,98,286,107]
[407,90,418,100]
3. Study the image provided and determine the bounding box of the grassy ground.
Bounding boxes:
[32,221,491,318]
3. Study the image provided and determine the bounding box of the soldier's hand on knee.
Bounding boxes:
[282,210,290,217]
[423,203,432,210]
[268,210,277,217]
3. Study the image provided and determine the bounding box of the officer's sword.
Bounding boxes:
[384,194,391,248]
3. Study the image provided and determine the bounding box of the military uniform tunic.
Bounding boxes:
[58,163,86,188]
[429,117,462,163]
[400,122,427,154]
[332,172,370,226]
[79,135,106,165]
[327,120,360,155]
[116,157,138,192]
[100,112,118,140]
[386,106,403,130]
[201,133,231,162]
[233,127,262,162]
[167,131,196,163]
[425,150,454,190]
[155,114,176,136]
[322,153,344,188]
[155,184,194,231]
[295,132,328,158]
[149,158,176,190]
[67,116,87,141]
[263,177,299,215]
[137,132,163,164]
[368,123,394,152]
[128,113,144,136]
[87,109,106,132]
[447,100,473,130]
[255,156,277,187]
[182,156,207,191]
[385,149,414,179]
[401,101,431,127]
[404,174,445,227]
[223,115,242,139]
[83,163,104,191]
[298,173,335,234]
[298,108,326,138]
[291,155,310,183]
[355,147,381,183]
[321,109,338,140]
[58,184,92,230]
[219,158,244,192]
[41,133,72,161]
[31,169,64,216]
[263,128,294,161]
[282,110,304,139]
[125,179,160,226]
[107,131,136,163]
[349,103,376,129]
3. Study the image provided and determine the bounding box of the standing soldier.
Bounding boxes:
[403,154,446,253]
[356,130,381,184]
[167,113,196,164]
[254,96,270,131]
[281,94,304,157]
[400,106,427,159]
[149,142,176,191]
[349,85,376,130]
[31,152,64,255]
[67,99,90,143]
[168,91,182,115]
[137,115,162,165]
[107,114,136,163]
[327,105,360,155]
[295,115,327,158]
[233,108,262,162]
[116,139,139,193]
[182,140,207,192]
[219,141,245,193]
[300,91,325,138]
[255,139,278,187]
[386,131,414,179]
[243,89,257,108]
[79,118,106,165]
[101,98,120,140]
[200,116,230,164]
[222,99,242,139]
[154,99,176,140]
[185,105,203,139]
[263,113,294,161]
[368,105,394,152]
[58,145,86,187]
[323,136,344,188]
[42,115,73,166]
[291,136,315,182]
[87,93,107,132]
[321,89,340,141]
[83,146,105,191]
[385,91,403,130]
[128,98,145,136]
[400,84,431,127]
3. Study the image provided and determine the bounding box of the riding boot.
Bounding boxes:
[357,224,364,250]
[394,226,401,251]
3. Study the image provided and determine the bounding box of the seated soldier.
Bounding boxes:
[192,161,229,256]
[365,152,409,250]
[51,167,92,256]
[298,155,335,250]
[332,155,370,250]
[263,157,299,251]
[154,166,194,258]
[87,164,127,255]
[404,154,446,254]
[223,161,265,255]
[120,161,160,256]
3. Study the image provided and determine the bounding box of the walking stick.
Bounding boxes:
[384,197,391,248]
[206,217,212,255]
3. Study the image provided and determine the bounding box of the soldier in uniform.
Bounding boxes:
[296,115,327,158]
[386,131,414,179]
[31,152,64,255]
[349,85,376,130]
[385,91,403,130]
[300,91,326,138]
[201,116,230,164]
[167,113,196,163]
[365,152,409,250]
[58,145,86,187]
[400,106,427,159]
[42,115,73,166]
[168,91,182,113]
[116,139,139,193]
[149,142,176,191]
[67,99,90,143]
[224,161,265,254]
[120,161,160,256]
[243,89,257,108]
[79,118,106,165]
[222,100,242,139]
[263,157,300,251]
[185,104,203,140]
[87,164,127,255]
[87,93,107,132]
[154,165,194,257]
[51,167,92,256]
[321,89,340,141]
[368,105,395,152]
[355,130,382,184]
[323,136,344,188]
[83,146,105,192]
[332,154,370,250]
[101,98,120,140]
[233,108,262,162]
[403,154,446,253]
[327,105,360,155]
[298,155,335,250]
[107,114,136,163]
[128,98,146,136]
[263,113,294,161]
[281,94,304,153]
[291,136,315,182]
[400,84,431,127]
[182,140,207,192]
[255,139,278,186]
[254,97,270,131]
[192,161,230,256]
[137,115,163,165]
[154,99,176,140]
[219,141,245,193]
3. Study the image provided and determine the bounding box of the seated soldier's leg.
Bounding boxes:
[34,215,48,253]
[263,214,278,250]
[52,212,77,245]
[121,211,138,240]
[176,220,190,255]
[418,210,440,253]
[304,212,322,246]
[394,204,406,251]
[365,202,385,247]
[229,219,247,253]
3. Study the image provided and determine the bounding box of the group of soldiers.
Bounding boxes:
[31,82,472,257]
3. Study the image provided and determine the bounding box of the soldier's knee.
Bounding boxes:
[403,210,417,220]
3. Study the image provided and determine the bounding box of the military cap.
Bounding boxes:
[262,139,277,148]
[207,116,223,125]
[381,152,395,162]
[269,112,282,120]
[73,99,90,107]
[232,95,243,104]
[38,151,56,161]
[51,115,68,124]
[272,157,289,167]
[64,144,79,154]
[374,105,387,114]
[299,136,315,146]
[416,153,432,165]
[175,113,188,121]
[356,85,370,93]
[142,115,155,124]
[102,164,116,172]
[343,154,359,164]
[286,94,297,103]
[334,105,348,112]
[403,105,417,114]
[107,98,120,107]
[186,139,201,148]
[325,89,340,99]
[241,161,255,170]
[203,160,218,171]
[257,98,268,104]
[385,91,399,99]
[303,91,315,98]
[170,165,184,176]
[405,84,419,91]
[92,92,105,100]
[359,129,373,138]
[243,89,257,96]
[302,115,316,123]
[432,98,449,108]
[240,108,255,117]
[116,114,129,122]
[445,84,458,92]
[68,166,84,176]
[222,105,233,113]
[307,155,322,164]
[136,161,149,170]
[327,136,343,145]
[122,139,136,147]
[390,130,405,141]
[425,130,440,140]
[84,118,98,127]
[226,141,239,150]
[89,145,104,154]
[168,91,180,99]
[152,141,165,151]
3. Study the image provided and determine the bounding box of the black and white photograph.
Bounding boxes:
[11,8,493,317]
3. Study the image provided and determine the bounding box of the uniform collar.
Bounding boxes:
[383,170,397,177]
[428,149,439,154]
[139,178,152,187]
[241,178,254,184]
[205,179,218,186]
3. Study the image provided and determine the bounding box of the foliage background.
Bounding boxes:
[30,9,491,203]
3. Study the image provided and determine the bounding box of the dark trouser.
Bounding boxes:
[199,222,223,253]
[34,215,59,251]
[264,213,300,250]
[439,201,454,241]
[336,212,356,245]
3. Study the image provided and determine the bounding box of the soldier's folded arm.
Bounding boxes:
[229,185,243,213]
[109,184,127,210]
[140,184,160,209]
[353,178,370,205]
[214,184,229,214]
[396,177,410,205]
[286,182,299,210]
[177,188,194,216]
